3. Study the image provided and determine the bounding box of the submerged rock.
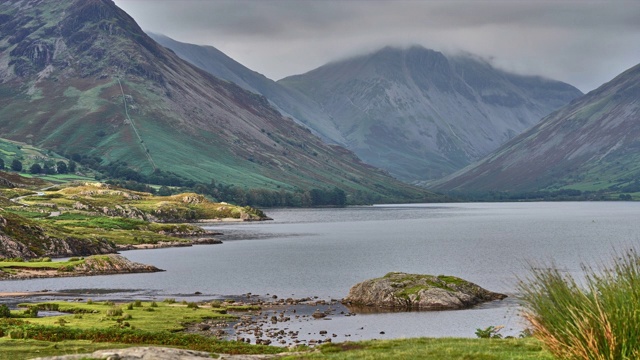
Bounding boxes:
[343,272,506,311]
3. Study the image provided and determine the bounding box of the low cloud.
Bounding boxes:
[114,0,640,92]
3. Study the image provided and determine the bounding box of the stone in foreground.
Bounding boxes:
[343,272,507,310]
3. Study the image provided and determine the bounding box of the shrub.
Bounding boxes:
[134,300,142,307]
[0,304,10,318]
[519,250,640,360]
[23,306,38,318]
[8,328,24,339]
[106,307,123,317]
[126,303,134,310]
[162,298,175,304]
[475,325,503,339]
[186,302,199,309]
[150,301,158,308]
[86,299,93,305]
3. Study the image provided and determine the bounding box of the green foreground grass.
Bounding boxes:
[0,301,556,359]
[0,300,278,358]
[284,338,553,360]
[0,337,553,360]
[13,301,234,332]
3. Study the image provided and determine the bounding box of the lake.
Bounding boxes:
[2,202,640,340]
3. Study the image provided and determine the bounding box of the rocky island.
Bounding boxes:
[343,272,507,310]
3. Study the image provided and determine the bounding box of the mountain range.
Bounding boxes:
[279,47,583,181]
[433,62,640,194]
[153,36,582,182]
[0,0,433,203]
[2,0,631,201]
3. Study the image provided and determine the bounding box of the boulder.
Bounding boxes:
[343,272,506,311]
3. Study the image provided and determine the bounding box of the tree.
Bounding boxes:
[0,304,10,318]
[29,163,42,174]
[332,187,347,206]
[158,186,172,196]
[56,161,68,174]
[0,158,4,170]
[43,163,54,175]
[10,159,22,172]
[68,160,76,173]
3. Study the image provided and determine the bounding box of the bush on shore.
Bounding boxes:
[519,250,640,360]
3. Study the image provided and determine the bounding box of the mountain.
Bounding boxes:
[0,0,433,203]
[279,46,583,181]
[148,33,346,144]
[433,62,640,194]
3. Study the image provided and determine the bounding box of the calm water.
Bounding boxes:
[3,202,640,339]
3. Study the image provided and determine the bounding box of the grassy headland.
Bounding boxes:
[0,172,267,266]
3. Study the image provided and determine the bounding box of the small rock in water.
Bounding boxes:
[312,310,326,319]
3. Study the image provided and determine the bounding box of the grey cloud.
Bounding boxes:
[114,0,640,92]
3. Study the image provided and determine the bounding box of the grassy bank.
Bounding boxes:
[0,334,553,359]
[283,338,552,359]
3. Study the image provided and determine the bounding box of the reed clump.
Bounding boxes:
[519,250,640,359]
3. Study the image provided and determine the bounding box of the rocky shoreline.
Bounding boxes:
[116,236,223,251]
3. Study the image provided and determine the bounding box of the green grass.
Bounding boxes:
[0,301,557,360]
[0,300,279,358]
[0,259,84,270]
[21,173,95,183]
[16,301,234,332]
[282,338,553,360]
[518,250,640,359]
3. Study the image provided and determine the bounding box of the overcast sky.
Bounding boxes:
[113,0,640,93]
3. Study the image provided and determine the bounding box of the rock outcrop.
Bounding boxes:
[0,254,162,280]
[71,254,162,275]
[343,272,506,311]
[0,213,116,260]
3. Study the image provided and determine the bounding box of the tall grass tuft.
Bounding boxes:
[519,250,640,359]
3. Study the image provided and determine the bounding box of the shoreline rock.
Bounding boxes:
[343,272,507,311]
